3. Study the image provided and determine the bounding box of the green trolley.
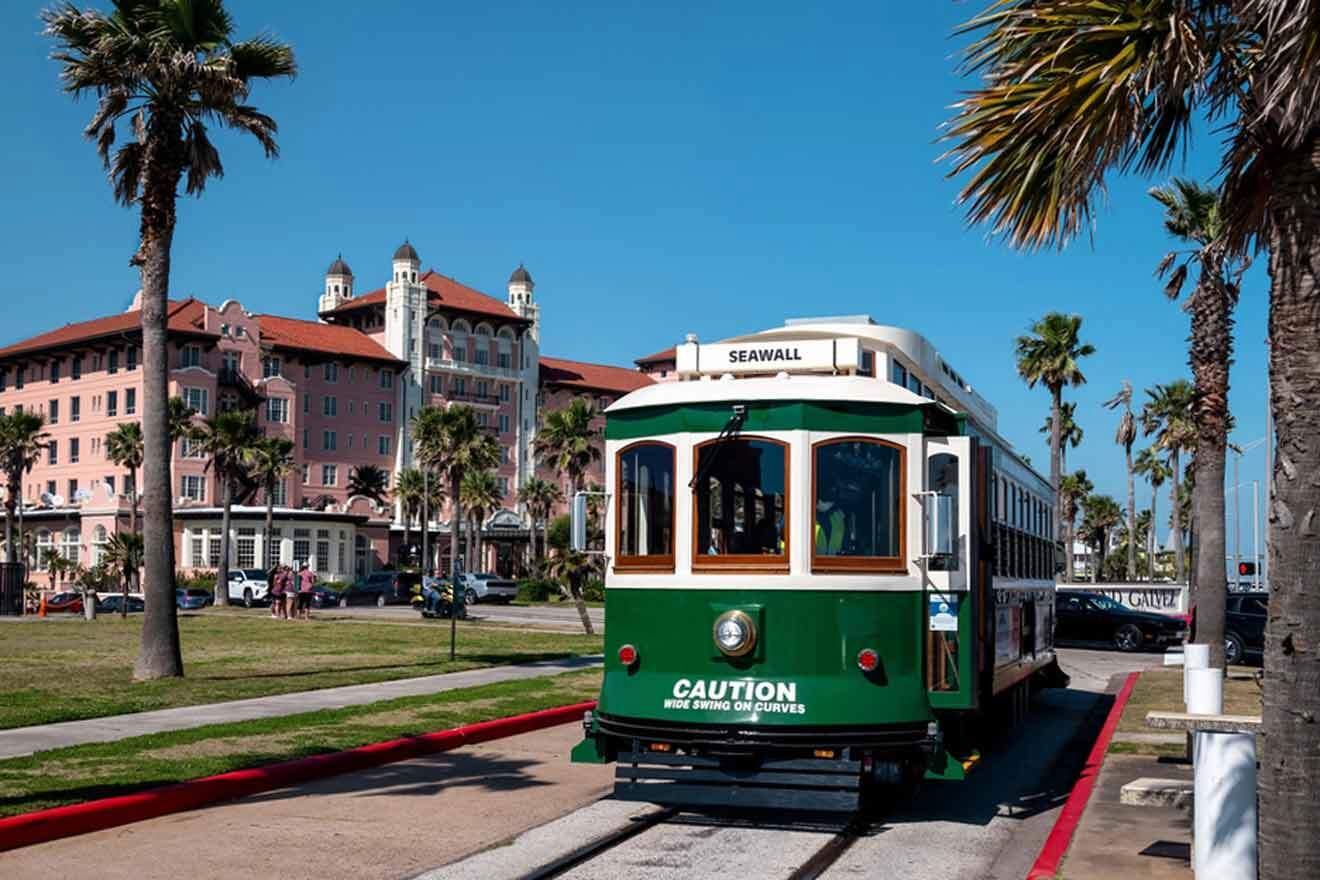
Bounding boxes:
[571,317,1066,811]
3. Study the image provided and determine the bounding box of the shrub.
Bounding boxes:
[547,515,571,552]
[516,578,559,602]
[582,579,605,602]
[176,571,216,591]
[321,580,352,593]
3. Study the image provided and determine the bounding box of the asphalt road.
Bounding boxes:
[422,647,1166,880]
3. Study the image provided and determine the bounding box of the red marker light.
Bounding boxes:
[618,644,638,667]
[857,649,879,672]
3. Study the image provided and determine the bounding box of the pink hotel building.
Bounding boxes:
[0,241,656,586]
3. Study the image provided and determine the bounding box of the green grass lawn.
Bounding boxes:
[0,668,602,817]
[1109,666,1262,757]
[0,613,601,730]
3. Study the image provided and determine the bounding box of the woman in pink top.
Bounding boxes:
[297,564,316,620]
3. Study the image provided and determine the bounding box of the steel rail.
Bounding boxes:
[516,807,677,880]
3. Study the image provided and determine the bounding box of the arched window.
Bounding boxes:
[812,437,905,572]
[61,528,80,564]
[693,436,789,572]
[615,442,675,571]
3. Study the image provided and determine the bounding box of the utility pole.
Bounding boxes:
[1252,480,1260,591]
[1233,454,1241,587]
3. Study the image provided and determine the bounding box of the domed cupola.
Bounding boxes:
[392,239,420,284]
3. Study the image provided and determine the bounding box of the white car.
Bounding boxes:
[458,573,518,605]
[227,569,271,607]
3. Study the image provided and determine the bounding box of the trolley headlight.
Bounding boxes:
[713,610,756,658]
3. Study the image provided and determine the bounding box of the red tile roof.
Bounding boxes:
[539,356,655,395]
[325,269,527,324]
[634,346,676,365]
[254,314,406,365]
[0,298,217,360]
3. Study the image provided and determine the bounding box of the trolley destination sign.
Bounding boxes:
[676,337,863,376]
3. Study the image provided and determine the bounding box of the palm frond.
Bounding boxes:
[229,37,297,81]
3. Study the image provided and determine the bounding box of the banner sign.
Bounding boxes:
[676,338,862,376]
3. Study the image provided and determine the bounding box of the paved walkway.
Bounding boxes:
[0,654,602,760]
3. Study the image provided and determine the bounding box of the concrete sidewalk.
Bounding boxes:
[0,654,602,760]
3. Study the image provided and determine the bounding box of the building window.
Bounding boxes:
[891,361,908,387]
[180,435,205,458]
[380,370,392,389]
[182,387,208,415]
[293,529,311,567]
[69,437,79,464]
[50,360,61,383]
[48,400,58,424]
[236,528,256,569]
[48,443,57,466]
[324,362,339,383]
[181,474,206,502]
[266,397,289,423]
[452,377,466,396]
[70,396,80,422]
[105,475,115,496]
[35,530,53,569]
[125,388,136,415]
[498,352,511,369]
[498,414,510,434]
[322,464,338,486]
[346,433,354,449]
[323,395,337,417]
[93,526,108,566]
[811,438,905,573]
[269,479,287,506]
[429,375,442,394]
[208,534,222,567]
[475,348,489,366]
[189,533,204,567]
[379,402,392,422]
[323,430,337,451]
[67,479,78,499]
[71,358,82,380]
[127,346,138,370]
[355,534,369,577]
[15,368,24,390]
[692,437,789,572]
[317,537,331,572]
[262,356,282,378]
[180,345,200,369]
[301,464,310,484]
[60,528,80,564]
[302,428,309,449]
[378,435,390,455]
[499,384,510,402]
[267,528,283,566]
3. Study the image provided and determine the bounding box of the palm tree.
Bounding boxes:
[1039,401,1083,470]
[1141,381,1195,584]
[1133,447,1173,583]
[105,422,144,532]
[941,6,1320,859]
[534,398,603,634]
[1104,382,1139,582]
[461,469,502,574]
[1080,494,1122,584]
[415,405,500,654]
[410,406,447,575]
[45,1,295,680]
[0,412,50,565]
[518,477,563,570]
[191,411,260,606]
[102,531,144,619]
[1014,313,1095,542]
[393,468,426,567]
[1058,470,1093,584]
[167,396,198,444]
[1150,179,1243,666]
[244,435,294,578]
[347,465,390,508]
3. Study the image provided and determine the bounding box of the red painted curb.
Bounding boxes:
[1026,671,1140,880]
[0,699,597,853]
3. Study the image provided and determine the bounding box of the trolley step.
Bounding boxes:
[613,751,862,812]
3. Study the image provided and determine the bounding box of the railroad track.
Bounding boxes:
[516,806,875,880]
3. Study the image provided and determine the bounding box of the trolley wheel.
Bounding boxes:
[1113,623,1143,653]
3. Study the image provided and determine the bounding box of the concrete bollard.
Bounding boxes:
[1193,732,1257,879]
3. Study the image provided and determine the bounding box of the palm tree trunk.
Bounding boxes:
[1170,450,1184,582]
[1149,488,1159,582]
[1259,150,1320,878]
[1064,518,1074,583]
[129,465,140,599]
[132,144,184,680]
[17,482,25,570]
[403,504,412,566]
[567,475,594,636]
[1050,387,1062,543]
[449,471,463,661]
[215,479,232,607]
[3,479,15,564]
[1125,445,1136,582]
[264,484,275,573]
[421,483,429,576]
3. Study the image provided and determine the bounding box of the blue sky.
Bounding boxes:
[0,1,1271,543]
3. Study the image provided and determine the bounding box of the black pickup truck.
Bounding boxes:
[1224,592,1268,666]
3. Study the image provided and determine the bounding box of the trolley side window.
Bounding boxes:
[615,441,676,571]
[811,437,905,573]
[692,437,789,572]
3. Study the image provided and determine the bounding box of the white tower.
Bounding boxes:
[384,241,427,477]
[507,265,541,499]
[318,254,354,316]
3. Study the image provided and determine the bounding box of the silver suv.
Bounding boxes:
[458,573,518,605]
[227,569,271,607]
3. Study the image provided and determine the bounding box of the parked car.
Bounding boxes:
[341,571,420,607]
[99,594,146,614]
[226,569,270,607]
[457,572,518,605]
[175,588,213,610]
[44,591,84,614]
[1224,592,1267,666]
[307,584,343,608]
[1055,591,1188,652]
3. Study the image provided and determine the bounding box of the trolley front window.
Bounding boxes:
[812,437,905,572]
[693,437,788,571]
[616,441,675,571]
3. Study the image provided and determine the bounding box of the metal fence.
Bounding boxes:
[0,562,26,616]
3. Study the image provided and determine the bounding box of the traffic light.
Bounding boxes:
[1238,561,1256,577]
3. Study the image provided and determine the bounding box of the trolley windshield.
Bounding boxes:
[693,438,788,558]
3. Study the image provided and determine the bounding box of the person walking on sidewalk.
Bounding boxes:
[297,563,316,620]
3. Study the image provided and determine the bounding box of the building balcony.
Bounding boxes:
[425,357,519,380]
[446,389,502,408]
